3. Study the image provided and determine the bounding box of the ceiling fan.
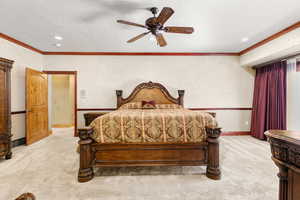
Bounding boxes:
[117,7,194,47]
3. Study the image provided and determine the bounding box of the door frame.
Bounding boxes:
[43,71,78,136]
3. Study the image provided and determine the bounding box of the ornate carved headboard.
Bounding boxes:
[116,81,185,108]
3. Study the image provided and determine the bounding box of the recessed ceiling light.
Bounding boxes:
[55,43,62,47]
[54,35,63,40]
[241,37,249,42]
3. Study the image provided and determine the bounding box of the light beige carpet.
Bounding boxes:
[0,128,278,200]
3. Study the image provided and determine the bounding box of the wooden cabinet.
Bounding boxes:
[0,58,13,160]
[83,112,109,126]
[265,130,300,200]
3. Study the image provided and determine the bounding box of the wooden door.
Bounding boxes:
[26,68,48,145]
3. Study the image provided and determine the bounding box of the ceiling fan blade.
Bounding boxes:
[127,32,150,43]
[164,26,194,34]
[155,33,167,47]
[156,7,174,25]
[117,20,147,28]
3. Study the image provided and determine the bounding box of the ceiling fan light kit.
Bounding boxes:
[117,7,194,47]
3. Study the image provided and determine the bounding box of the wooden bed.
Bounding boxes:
[78,81,221,182]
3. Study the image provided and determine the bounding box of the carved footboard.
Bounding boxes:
[78,126,221,183]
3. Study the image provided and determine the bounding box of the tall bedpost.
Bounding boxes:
[78,127,94,183]
[116,90,123,108]
[206,127,222,180]
[178,90,185,106]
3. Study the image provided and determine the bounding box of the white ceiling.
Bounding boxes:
[0,0,299,52]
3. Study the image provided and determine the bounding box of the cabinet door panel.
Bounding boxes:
[0,69,7,133]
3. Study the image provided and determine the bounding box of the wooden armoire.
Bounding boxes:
[0,57,14,160]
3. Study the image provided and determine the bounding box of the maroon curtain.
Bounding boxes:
[250,61,287,140]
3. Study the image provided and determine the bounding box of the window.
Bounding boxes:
[287,58,300,130]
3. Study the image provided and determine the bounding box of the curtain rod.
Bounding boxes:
[252,52,300,69]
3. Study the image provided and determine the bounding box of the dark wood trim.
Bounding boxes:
[74,72,78,136]
[11,111,26,115]
[240,21,300,55]
[44,70,78,136]
[43,71,77,74]
[12,137,26,147]
[77,108,116,111]
[0,33,43,54]
[189,107,252,111]
[221,131,250,136]
[77,107,252,111]
[42,52,239,56]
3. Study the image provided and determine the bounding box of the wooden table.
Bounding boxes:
[265,130,300,200]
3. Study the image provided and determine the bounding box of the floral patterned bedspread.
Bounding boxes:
[90,107,217,144]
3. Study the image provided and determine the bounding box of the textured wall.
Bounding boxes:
[44,55,254,132]
[0,38,43,140]
[0,37,256,139]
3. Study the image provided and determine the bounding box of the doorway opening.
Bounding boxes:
[44,71,77,136]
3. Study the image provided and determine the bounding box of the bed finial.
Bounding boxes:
[147,81,155,87]
[116,90,123,108]
[178,90,185,106]
[116,90,123,97]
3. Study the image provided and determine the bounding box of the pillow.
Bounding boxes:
[155,104,183,109]
[142,100,156,109]
[119,102,142,110]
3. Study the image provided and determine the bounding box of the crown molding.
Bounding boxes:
[1,21,300,56]
[221,131,250,136]
[42,52,239,56]
[0,33,43,54]
[239,21,300,55]
[0,33,238,56]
